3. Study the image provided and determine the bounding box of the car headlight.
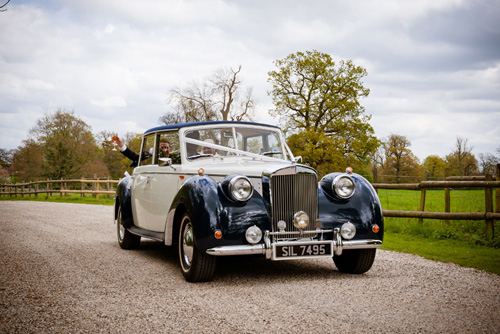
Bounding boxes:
[341,222,356,240]
[332,174,355,199]
[229,175,254,202]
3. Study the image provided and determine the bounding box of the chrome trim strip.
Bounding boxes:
[206,244,266,256]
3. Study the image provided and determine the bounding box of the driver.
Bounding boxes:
[201,139,216,155]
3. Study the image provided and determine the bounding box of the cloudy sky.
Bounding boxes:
[1,0,499,161]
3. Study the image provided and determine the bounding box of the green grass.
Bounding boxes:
[0,193,115,206]
[381,232,500,275]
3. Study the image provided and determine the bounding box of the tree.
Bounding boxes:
[28,109,103,179]
[96,131,127,179]
[161,65,255,125]
[422,155,446,180]
[267,50,379,173]
[380,134,421,183]
[445,137,478,176]
[0,148,14,168]
[11,139,44,182]
[478,152,499,175]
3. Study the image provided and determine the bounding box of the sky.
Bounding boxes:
[1,0,499,162]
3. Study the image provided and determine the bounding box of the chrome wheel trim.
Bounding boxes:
[117,209,125,241]
[181,218,194,268]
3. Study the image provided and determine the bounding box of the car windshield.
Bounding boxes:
[184,126,290,161]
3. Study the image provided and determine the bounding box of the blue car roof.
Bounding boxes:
[144,120,279,135]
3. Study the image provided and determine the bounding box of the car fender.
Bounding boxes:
[318,172,384,240]
[115,175,134,228]
[167,175,270,251]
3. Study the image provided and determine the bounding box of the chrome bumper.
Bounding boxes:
[206,228,382,259]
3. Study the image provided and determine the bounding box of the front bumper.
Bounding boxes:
[206,228,382,259]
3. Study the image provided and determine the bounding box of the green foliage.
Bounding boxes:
[380,134,421,183]
[268,50,379,174]
[27,109,104,180]
[422,155,446,180]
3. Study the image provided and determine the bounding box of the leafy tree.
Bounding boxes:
[422,155,446,180]
[380,134,421,183]
[161,65,255,124]
[267,50,379,174]
[11,139,44,182]
[97,130,127,179]
[28,109,103,179]
[445,137,478,176]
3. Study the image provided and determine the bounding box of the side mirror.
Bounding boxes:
[293,156,302,163]
[159,157,172,166]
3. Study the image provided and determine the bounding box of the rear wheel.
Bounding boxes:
[116,206,140,249]
[333,249,376,274]
[178,213,216,282]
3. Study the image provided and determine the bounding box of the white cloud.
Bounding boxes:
[0,0,499,164]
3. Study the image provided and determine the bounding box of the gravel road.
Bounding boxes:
[1,201,499,334]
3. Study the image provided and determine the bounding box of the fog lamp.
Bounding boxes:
[245,225,262,244]
[277,220,286,232]
[293,211,309,230]
[341,222,356,240]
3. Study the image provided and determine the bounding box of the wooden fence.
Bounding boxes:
[0,178,120,200]
[373,173,500,239]
[2,172,499,238]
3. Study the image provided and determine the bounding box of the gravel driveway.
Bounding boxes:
[1,201,499,333]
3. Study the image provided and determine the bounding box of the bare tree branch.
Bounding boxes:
[0,0,11,12]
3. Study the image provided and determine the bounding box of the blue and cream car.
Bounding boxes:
[115,121,383,282]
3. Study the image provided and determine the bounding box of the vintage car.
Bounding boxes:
[114,121,383,282]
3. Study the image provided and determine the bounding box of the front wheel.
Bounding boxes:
[116,206,140,249]
[178,213,216,282]
[333,249,376,274]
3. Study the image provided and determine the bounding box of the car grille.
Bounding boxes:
[270,172,318,237]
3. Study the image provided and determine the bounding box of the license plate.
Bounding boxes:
[273,241,333,260]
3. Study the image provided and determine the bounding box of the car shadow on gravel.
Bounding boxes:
[122,239,371,283]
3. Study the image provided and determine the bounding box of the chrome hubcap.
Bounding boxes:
[181,219,194,267]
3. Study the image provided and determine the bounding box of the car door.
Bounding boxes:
[131,134,155,230]
[146,131,182,232]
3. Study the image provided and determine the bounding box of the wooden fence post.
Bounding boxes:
[81,178,84,198]
[496,164,500,216]
[485,174,494,240]
[96,180,100,201]
[444,187,451,225]
[419,187,426,224]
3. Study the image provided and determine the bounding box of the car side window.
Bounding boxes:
[155,131,181,166]
[139,134,154,166]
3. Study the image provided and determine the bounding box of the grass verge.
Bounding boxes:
[0,194,115,206]
[381,232,500,276]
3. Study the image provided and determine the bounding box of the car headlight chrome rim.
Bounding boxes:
[229,175,254,202]
[333,174,355,199]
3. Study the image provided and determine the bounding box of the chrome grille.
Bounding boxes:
[270,172,318,235]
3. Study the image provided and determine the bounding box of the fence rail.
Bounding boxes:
[2,172,499,238]
[0,178,120,200]
[373,171,500,239]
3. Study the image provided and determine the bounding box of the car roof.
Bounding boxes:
[144,121,280,135]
